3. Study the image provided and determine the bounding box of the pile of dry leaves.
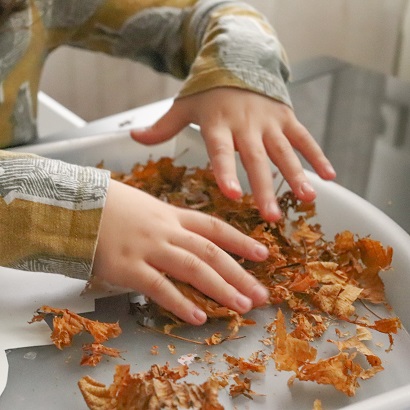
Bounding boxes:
[31,157,402,409]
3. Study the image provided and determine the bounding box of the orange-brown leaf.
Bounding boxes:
[80,343,123,367]
[78,364,223,410]
[273,309,317,372]
[224,354,266,374]
[358,238,393,270]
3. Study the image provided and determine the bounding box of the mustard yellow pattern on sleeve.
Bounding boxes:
[0,150,110,280]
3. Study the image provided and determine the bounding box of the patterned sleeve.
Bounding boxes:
[0,150,110,280]
[46,0,292,107]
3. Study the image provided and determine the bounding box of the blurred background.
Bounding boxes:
[39,0,410,121]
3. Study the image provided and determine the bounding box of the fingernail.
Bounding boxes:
[325,164,336,178]
[265,200,281,220]
[131,126,150,133]
[252,284,270,305]
[236,294,253,312]
[254,243,269,259]
[192,308,207,324]
[228,180,243,195]
[301,182,315,196]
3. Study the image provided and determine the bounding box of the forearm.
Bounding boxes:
[177,1,292,107]
[0,150,110,280]
[55,0,291,106]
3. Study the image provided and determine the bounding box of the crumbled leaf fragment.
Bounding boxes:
[229,375,264,399]
[205,332,224,346]
[272,309,317,372]
[30,306,121,348]
[81,343,123,367]
[30,306,122,365]
[223,354,266,374]
[313,399,323,410]
[78,364,224,410]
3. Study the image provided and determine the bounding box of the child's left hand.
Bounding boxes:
[131,87,336,221]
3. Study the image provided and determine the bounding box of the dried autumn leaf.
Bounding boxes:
[293,350,383,397]
[167,344,176,355]
[77,376,112,410]
[312,284,343,315]
[312,284,362,317]
[371,317,402,334]
[291,324,384,396]
[205,332,224,346]
[291,218,323,245]
[30,306,122,365]
[31,306,121,348]
[50,312,84,349]
[333,285,363,317]
[313,399,323,410]
[81,343,123,367]
[272,309,317,372]
[204,350,217,365]
[331,336,382,370]
[334,230,356,253]
[358,238,393,270]
[224,354,266,374]
[229,375,264,399]
[290,312,328,341]
[78,364,224,410]
[287,272,318,293]
[292,352,359,396]
[306,261,348,285]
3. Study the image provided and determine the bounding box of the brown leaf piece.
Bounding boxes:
[78,364,224,410]
[229,375,264,399]
[223,353,267,374]
[81,343,123,367]
[272,309,317,372]
[313,399,323,410]
[292,352,370,396]
[30,306,122,365]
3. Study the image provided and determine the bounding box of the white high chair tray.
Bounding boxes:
[2,127,410,410]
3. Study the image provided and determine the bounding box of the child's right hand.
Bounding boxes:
[92,179,270,325]
[131,88,336,222]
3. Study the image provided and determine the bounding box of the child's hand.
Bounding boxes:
[131,88,336,221]
[92,179,270,326]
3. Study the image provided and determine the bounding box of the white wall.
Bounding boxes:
[40,0,409,121]
[267,0,407,74]
[397,1,410,81]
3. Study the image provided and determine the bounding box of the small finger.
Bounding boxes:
[201,124,243,199]
[170,229,269,307]
[234,133,281,221]
[284,120,336,180]
[150,243,258,314]
[123,262,208,326]
[180,210,269,262]
[264,130,316,202]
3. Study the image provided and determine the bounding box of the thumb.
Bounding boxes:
[130,102,190,145]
